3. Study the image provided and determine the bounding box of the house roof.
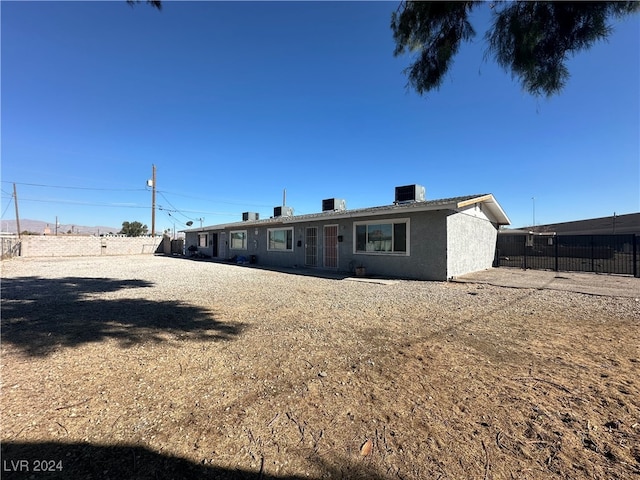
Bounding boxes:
[181,193,511,233]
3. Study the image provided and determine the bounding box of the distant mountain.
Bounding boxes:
[1,219,120,236]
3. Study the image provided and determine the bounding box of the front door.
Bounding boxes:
[323,225,338,268]
[305,227,318,266]
[218,232,227,259]
[211,233,218,257]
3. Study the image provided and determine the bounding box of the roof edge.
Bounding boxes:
[180,194,510,231]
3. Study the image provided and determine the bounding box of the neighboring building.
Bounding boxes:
[518,212,640,236]
[182,186,510,281]
[496,213,639,276]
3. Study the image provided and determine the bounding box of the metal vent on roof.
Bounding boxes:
[394,184,426,203]
[242,212,259,222]
[273,206,294,217]
[322,198,346,212]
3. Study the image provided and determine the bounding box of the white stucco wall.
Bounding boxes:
[446,206,498,278]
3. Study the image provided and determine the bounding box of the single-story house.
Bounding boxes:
[181,186,510,281]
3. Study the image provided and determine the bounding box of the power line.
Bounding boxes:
[157,191,194,222]
[1,180,146,192]
[156,189,273,208]
[11,197,148,208]
[158,205,239,216]
[2,180,274,216]
[2,188,239,215]
[3,181,269,208]
[2,181,270,210]
[159,208,190,228]
[1,196,13,218]
[157,191,241,217]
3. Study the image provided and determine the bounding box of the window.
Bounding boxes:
[267,227,293,251]
[198,233,208,247]
[354,219,409,255]
[230,230,247,250]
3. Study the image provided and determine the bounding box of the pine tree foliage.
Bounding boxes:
[126,0,161,11]
[391,1,639,97]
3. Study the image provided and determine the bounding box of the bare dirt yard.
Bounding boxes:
[1,256,639,479]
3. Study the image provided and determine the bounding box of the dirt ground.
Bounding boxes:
[1,257,639,479]
[453,268,640,299]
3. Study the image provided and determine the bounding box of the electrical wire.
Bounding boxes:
[159,208,189,229]
[157,191,241,217]
[1,197,13,218]
[11,197,148,208]
[1,180,146,192]
[4,180,274,211]
[2,180,267,223]
[157,191,195,222]
[156,189,273,208]
[158,205,240,217]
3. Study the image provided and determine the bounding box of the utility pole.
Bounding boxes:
[531,196,536,231]
[151,164,156,237]
[13,183,21,239]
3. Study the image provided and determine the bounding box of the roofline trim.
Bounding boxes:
[180,194,510,231]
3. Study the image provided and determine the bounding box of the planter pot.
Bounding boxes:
[355,267,366,277]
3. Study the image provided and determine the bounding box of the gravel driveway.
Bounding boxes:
[2,255,639,480]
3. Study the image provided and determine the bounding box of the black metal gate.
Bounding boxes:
[496,233,638,276]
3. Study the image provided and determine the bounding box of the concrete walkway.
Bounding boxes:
[453,268,640,298]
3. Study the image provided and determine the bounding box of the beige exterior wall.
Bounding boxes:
[18,236,165,258]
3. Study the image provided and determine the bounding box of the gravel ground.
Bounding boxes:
[1,255,639,479]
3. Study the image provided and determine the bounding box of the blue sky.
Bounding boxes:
[2,1,639,233]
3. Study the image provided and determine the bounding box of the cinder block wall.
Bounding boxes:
[19,236,165,257]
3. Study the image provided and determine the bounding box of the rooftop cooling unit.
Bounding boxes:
[394,184,426,204]
[242,212,259,222]
[322,198,346,212]
[273,206,294,217]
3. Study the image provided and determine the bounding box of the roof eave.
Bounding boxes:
[457,194,511,225]
[179,194,511,231]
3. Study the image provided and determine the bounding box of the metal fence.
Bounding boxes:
[1,237,21,260]
[171,238,184,255]
[495,233,638,277]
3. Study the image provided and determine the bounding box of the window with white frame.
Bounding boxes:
[267,227,294,251]
[354,219,408,254]
[230,230,247,250]
[198,233,208,247]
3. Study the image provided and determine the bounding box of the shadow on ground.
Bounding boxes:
[0,276,245,357]
[1,441,389,480]
[174,255,401,282]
